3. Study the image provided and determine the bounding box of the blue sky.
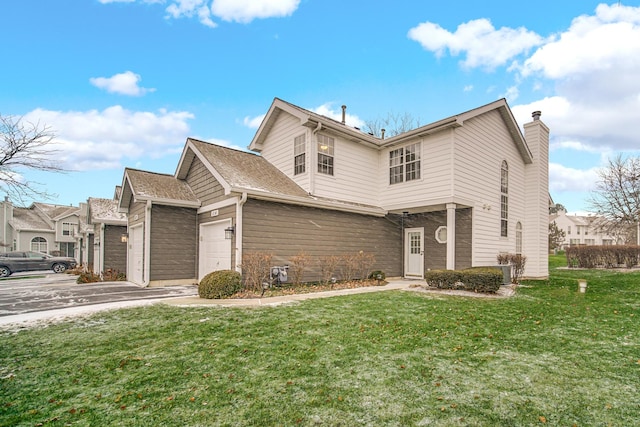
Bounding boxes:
[2,1,639,213]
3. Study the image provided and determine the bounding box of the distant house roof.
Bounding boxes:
[88,197,127,225]
[33,202,81,221]
[119,168,200,211]
[10,207,53,232]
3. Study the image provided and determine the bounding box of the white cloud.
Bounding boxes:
[165,0,217,28]
[463,85,474,92]
[312,103,364,129]
[101,0,300,27]
[90,71,156,96]
[22,106,193,171]
[211,0,300,23]
[549,162,599,193]
[501,85,519,103]
[522,4,640,79]
[407,18,543,69]
[243,114,265,129]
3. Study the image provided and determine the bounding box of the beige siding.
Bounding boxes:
[186,156,226,205]
[379,131,454,209]
[259,112,311,191]
[312,132,379,206]
[452,111,527,266]
[149,205,197,281]
[243,199,402,282]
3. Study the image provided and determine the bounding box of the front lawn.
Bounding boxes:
[1,262,638,426]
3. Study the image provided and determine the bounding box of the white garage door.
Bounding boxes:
[199,221,232,280]
[129,225,144,285]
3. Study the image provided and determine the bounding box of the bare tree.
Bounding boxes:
[363,112,420,138]
[0,114,64,203]
[588,154,640,243]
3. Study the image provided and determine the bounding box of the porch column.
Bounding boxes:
[446,203,456,270]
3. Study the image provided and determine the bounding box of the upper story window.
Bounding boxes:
[294,134,306,175]
[317,134,334,176]
[63,222,75,237]
[389,142,421,185]
[516,222,522,254]
[500,160,508,237]
[567,226,571,235]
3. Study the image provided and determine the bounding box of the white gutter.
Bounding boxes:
[235,193,248,274]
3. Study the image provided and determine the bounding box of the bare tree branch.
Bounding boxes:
[363,112,420,138]
[588,154,640,243]
[0,114,66,204]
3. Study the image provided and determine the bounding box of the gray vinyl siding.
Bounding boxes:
[242,199,402,282]
[186,156,225,205]
[404,208,472,271]
[103,224,127,273]
[149,205,197,281]
[87,234,94,265]
[129,201,146,227]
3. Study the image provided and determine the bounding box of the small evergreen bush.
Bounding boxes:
[424,268,502,293]
[198,270,242,299]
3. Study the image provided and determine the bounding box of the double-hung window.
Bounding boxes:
[294,134,306,175]
[63,222,75,237]
[317,134,334,176]
[389,142,421,185]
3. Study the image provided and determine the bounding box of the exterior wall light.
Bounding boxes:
[225,226,235,240]
[121,233,128,243]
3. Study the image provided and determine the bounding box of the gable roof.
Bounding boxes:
[118,168,200,211]
[10,207,53,232]
[88,197,127,225]
[32,202,81,221]
[176,138,386,216]
[249,97,532,164]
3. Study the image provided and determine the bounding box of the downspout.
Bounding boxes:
[143,200,152,287]
[235,193,248,274]
[310,122,322,195]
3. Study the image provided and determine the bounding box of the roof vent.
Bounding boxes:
[341,105,346,124]
[532,111,542,121]
[381,128,386,139]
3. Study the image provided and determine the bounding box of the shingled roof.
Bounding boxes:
[185,138,310,198]
[88,197,127,225]
[10,207,53,231]
[119,168,200,210]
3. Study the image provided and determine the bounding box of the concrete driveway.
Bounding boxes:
[0,272,198,322]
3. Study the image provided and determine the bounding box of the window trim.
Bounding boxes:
[317,134,335,176]
[62,222,75,237]
[293,134,306,175]
[515,222,522,254]
[31,236,48,253]
[389,142,421,185]
[500,160,508,237]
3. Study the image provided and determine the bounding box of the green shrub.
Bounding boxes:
[565,245,640,269]
[198,270,242,299]
[424,268,501,293]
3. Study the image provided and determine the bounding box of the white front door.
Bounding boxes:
[199,220,232,281]
[405,227,424,278]
[129,225,144,284]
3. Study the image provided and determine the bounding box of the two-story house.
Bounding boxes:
[118,98,549,286]
[0,198,82,257]
[550,210,624,247]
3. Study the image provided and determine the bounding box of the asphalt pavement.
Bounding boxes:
[0,272,198,326]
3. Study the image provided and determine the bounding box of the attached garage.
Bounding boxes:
[199,219,232,280]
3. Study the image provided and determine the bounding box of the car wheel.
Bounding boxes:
[0,266,10,277]
[52,263,67,274]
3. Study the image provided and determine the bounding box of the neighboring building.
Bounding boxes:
[550,210,624,247]
[118,98,549,286]
[0,198,83,258]
[85,194,128,274]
